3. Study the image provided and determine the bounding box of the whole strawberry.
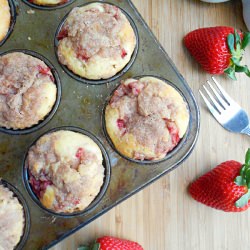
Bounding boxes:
[184,26,250,80]
[189,149,250,212]
[78,236,144,250]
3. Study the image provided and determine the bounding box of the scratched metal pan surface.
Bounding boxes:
[0,0,200,249]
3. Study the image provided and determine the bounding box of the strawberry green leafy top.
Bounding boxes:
[225,31,250,80]
[235,148,250,207]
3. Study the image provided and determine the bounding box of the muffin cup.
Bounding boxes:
[54,1,139,85]
[22,126,111,218]
[0,179,30,250]
[21,0,75,11]
[0,49,62,135]
[102,75,191,165]
[0,0,16,47]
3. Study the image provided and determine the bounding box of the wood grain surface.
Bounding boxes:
[52,1,250,249]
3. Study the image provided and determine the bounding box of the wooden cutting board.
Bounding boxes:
[52,1,250,249]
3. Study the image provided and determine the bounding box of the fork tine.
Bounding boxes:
[206,80,228,109]
[199,89,221,118]
[211,76,234,105]
[202,85,224,113]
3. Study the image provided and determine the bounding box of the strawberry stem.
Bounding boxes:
[224,30,250,80]
[234,148,250,207]
[224,67,236,80]
[234,30,241,51]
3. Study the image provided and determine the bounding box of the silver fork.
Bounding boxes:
[199,76,250,136]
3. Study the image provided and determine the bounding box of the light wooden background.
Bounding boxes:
[52,0,250,249]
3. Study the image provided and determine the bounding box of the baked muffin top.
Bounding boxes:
[0,184,24,250]
[105,77,190,161]
[27,130,105,213]
[0,0,11,43]
[57,3,136,80]
[28,0,69,6]
[0,52,57,130]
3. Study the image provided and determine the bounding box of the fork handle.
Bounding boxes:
[241,126,250,136]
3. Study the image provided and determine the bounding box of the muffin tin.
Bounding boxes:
[0,0,200,249]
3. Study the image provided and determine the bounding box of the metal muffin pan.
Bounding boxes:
[0,179,30,250]
[54,2,139,85]
[22,126,111,218]
[0,0,200,249]
[0,49,62,135]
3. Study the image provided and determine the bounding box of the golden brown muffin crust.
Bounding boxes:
[105,77,190,161]
[29,0,68,6]
[0,184,24,250]
[57,3,136,80]
[0,0,11,43]
[27,131,105,213]
[0,52,57,129]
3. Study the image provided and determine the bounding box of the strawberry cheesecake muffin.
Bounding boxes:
[0,52,57,130]
[57,3,137,80]
[0,183,25,250]
[0,0,11,44]
[28,0,69,7]
[105,77,190,161]
[27,130,105,214]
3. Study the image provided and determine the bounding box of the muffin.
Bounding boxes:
[0,0,11,44]
[27,130,105,214]
[0,183,25,250]
[105,77,190,161]
[57,3,136,80]
[28,0,69,6]
[0,52,57,130]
